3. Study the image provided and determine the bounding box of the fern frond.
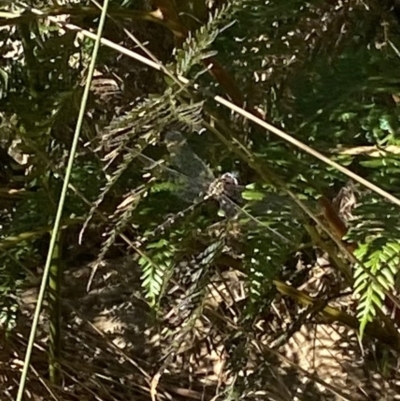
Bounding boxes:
[94,186,146,267]
[354,239,400,339]
[139,239,175,306]
[104,90,203,150]
[175,4,232,77]
[347,195,400,244]
[104,92,171,148]
[80,146,142,238]
[236,187,312,304]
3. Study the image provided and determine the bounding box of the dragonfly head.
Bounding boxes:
[221,172,244,212]
[220,172,239,187]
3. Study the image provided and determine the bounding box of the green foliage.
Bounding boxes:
[174,4,232,77]
[86,7,237,296]
[139,239,175,306]
[209,0,400,337]
[3,1,400,396]
[237,188,309,303]
[354,240,400,338]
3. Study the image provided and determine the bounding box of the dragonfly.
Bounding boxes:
[130,130,315,245]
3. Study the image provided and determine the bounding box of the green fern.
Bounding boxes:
[346,193,400,338]
[354,239,400,339]
[174,4,232,77]
[139,239,175,306]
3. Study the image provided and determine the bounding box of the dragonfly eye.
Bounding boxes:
[220,172,239,187]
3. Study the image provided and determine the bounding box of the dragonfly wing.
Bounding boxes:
[130,147,207,203]
[130,131,216,203]
[220,192,317,245]
[164,131,215,183]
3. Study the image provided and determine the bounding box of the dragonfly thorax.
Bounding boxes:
[206,172,239,200]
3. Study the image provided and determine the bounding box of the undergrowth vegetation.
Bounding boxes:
[2,0,400,400]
